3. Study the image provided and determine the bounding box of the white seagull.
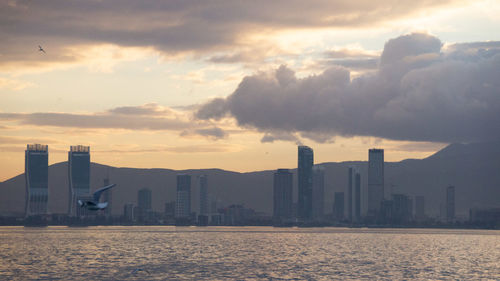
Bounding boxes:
[38,45,46,53]
[78,184,116,211]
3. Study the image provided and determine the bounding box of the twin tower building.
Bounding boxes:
[25,144,109,217]
[273,146,385,222]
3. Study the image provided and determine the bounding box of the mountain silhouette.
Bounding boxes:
[1,141,499,218]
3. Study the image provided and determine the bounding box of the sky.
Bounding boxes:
[0,0,499,181]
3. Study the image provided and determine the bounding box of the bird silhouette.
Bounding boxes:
[38,45,46,53]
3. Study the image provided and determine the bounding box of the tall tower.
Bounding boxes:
[25,144,49,216]
[348,167,362,223]
[68,145,90,217]
[347,167,354,222]
[273,169,293,220]
[368,148,384,216]
[446,186,455,222]
[354,170,361,222]
[176,174,191,218]
[298,145,313,220]
[312,165,325,220]
[137,188,152,222]
[199,175,209,216]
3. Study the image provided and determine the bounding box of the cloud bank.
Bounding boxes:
[0,103,227,139]
[196,33,500,143]
[0,0,456,68]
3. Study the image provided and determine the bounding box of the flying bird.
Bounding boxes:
[38,45,46,53]
[78,184,116,211]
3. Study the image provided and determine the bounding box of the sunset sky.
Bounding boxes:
[1,0,499,181]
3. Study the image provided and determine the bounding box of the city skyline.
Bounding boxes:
[1,1,500,181]
[1,140,498,228]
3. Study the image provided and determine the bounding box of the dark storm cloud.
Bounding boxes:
[196,33,500,143]
[0,0,455,66]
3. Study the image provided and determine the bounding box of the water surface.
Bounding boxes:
[0,226,498,280]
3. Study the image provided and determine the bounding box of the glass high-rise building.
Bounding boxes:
[312,166,325,220]
[348,166,361,222]
[176,174,191,218]
[137,188,152,222]
[368,148,384,216]
[68,145,90,217]
[273,169,293,220]
[298,146,313,220]
[199,175,209,216]
[25,144,49,216]
[138,188,152,211]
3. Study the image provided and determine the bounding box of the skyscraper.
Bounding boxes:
[446,186,455,222]
[199,175,209,216]
[25,144,49,216]
[354,169,361,222]
[298,145,313,220]
[138,188,152,211]
[347,166,361,222]
[273,169,293,220]
[176,174,191,218]
[137,188,152,222]
[312,165,325,220]
[68,145,90,217]
[333,192,344,221]
[368,148,384,216]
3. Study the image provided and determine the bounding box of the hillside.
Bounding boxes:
[1,141,499,217]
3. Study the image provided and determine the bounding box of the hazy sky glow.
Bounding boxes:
[1,0,499,180]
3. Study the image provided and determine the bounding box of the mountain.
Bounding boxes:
[1,141,499,218]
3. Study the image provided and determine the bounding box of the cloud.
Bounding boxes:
[261,131,301,144]
[181,127,228,140]
[196,33,500,143]
[107,103,174,116]
[95,144,234,154]
[0,135,60,145]
[0,0,458,69]
[0,103,225,140]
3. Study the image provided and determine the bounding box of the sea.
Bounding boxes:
[0,226,498,280]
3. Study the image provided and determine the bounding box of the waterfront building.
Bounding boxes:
[137,188,152,222]
[25,144,49,216]
[298,146,313,220]
[199,175,209,216]
[368,149,384,216]
[176,174,191,218]
[68,145,90,217]
[123,203,135,221]
[273,169,293,220]
[347,166,361,222]
[312,166,325,220]
[333,192,344,221]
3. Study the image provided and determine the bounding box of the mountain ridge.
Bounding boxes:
[1,141,499,218]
